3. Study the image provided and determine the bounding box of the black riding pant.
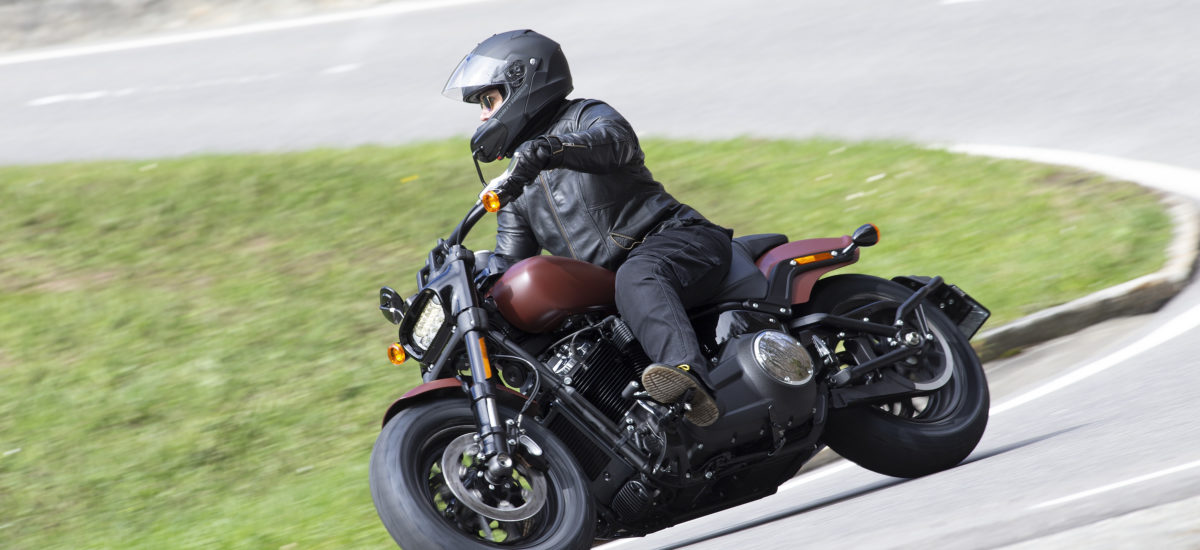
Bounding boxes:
[614,222,732,378]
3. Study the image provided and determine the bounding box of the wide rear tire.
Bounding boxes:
[370,399,595,549]
[805,274,989,478]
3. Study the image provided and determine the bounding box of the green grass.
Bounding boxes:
[0,138,1171,549]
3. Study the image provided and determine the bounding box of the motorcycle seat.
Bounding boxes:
[734,233,788,259]
[708,233,789,303]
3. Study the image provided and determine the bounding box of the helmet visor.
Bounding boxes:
[442,54,510,102]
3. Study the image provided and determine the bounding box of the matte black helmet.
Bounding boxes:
[442,30,573,162]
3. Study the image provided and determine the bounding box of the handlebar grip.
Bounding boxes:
[481,177,525,212]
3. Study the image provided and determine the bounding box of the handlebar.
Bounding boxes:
[448,202,488,247]
[418,177,523,287]
[449,176,525,246]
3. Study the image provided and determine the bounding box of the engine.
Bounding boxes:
[536,318,657,513]
[543,319,650,423]
[536,313,825,536]
[541,313,820,445]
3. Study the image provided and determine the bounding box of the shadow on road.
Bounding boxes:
[961,424,1091,467]
[655,477,906,550]
[654,424,1089,550]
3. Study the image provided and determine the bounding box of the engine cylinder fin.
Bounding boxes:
[573,338,638,423]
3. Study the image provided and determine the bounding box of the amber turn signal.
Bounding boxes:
[793,251,835,265]
[481,191,503,213]
[387,342,407,365]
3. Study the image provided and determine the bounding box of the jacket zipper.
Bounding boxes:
[539,173,579,260]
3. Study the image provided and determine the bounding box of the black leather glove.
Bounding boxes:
[507,136,564,185]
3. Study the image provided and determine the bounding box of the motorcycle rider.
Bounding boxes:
[442,30,732,426]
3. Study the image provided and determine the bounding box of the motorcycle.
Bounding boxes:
[369,173,992,549]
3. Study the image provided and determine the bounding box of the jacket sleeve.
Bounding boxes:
[547,102,644,175]
[494,200,540,263]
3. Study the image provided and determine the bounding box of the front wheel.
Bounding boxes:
[806,274,989,478]
[370,399,595,549]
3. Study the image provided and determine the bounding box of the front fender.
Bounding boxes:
[381,378,533,428]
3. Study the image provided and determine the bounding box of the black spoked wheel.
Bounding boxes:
[370,399,595,550]
[805,274,989,478]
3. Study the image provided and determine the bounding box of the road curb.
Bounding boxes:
[946,145,1200,362]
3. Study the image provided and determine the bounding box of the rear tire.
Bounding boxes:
[805,274,989,478]
[370,399,595,549]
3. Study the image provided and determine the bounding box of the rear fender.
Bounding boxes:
[756,236,860,305]
[381,378,532,428]
[891,276,992,339]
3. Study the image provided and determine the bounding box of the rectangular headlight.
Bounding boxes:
[411,293,446,351]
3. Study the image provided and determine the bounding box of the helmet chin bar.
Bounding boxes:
[471,121,510,162]
[471,68,536,162]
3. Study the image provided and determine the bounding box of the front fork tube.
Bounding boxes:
[458,307,514,479]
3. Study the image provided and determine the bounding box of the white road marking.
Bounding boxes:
[27,73,283,106]
[780,461,856,491]
[1031,459,1200,509]
[772,298,1199,498]
[0,0,492,68]
[28,90,120,106]
[26,63,363,107]
[990,299,1200,416]
[321,63,363,75]
[947,144,1200,200]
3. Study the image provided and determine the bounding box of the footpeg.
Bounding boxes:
[621,380,652,401]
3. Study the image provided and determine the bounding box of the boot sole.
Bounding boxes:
[641,366,719,427]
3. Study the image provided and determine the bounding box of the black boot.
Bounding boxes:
[640,364,719,427]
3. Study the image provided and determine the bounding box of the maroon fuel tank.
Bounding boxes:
[488,256,617,333]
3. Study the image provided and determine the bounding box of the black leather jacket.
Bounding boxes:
[495,99,712,271]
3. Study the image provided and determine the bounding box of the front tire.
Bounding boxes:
[370,399,595,549]
[806,274,989,478]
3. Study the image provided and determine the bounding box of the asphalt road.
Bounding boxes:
[4,1,1199,548]
[3,0,1199,169]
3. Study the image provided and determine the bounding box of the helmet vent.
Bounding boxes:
[505,62,526,85]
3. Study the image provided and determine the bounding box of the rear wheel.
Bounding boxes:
[370,399,595,549]
[805,274,989,478]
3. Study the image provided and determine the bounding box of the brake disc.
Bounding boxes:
[440,433,548,522]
